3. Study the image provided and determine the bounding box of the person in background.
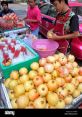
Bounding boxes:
[47,0,80,40]
[24,0,41,37]
[0,1,14,17]
[47,0,80,53]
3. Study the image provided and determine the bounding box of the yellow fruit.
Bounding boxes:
[24,80,34,92]
[47,31,53,38]
[28,70,37,80]
[55,100,65,109]
[8,90,15,100]
[9,80,18,90]
[47,92,59,106]
[14,84,25,97]
[17,95,29,108]
[19,67,28,75]
[34,97,46,108]
[4,78,11,88]
[19,74,29,83]
[11,99,18,109]
[10,71,19,80]
[30,62,39,71]
[38,67,45,76]
[64,95,73,105]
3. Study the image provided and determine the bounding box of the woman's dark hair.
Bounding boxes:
[50,0,68,5]
[1,1,8,6]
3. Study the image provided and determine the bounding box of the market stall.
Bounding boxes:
[0,25,82,109]
[0,13,26,33]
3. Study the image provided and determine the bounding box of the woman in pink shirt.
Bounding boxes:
[25,0,41,37]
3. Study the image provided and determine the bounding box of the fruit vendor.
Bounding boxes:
[0,1,14,17]
[47,0,80,53]
[24,0,41,37]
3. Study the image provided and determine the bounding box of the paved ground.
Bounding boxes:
[9,3,27,18]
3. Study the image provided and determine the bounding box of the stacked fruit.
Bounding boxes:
[4,53,82,108]
[0,13,25,30]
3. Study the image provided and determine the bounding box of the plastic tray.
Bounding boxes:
[0,25,30,34]
[0,39,39,79]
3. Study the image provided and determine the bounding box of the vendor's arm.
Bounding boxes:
[47,15,80,40]
[49,31,80,40]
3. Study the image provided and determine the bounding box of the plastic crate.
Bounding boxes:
[0,39,39,79]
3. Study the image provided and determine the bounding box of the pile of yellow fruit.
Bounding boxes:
[4,53,82,109]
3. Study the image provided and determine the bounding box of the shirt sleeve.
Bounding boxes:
[70,15,79,33]
[0,12,2,17]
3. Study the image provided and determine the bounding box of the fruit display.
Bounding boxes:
[0,13,25,31]
[0,37,34,66]
[4,53,82,109]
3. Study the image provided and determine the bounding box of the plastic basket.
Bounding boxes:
[32,39,59,58]
[0,39,39,79]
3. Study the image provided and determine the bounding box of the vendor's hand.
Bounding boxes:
[47,31,54,39]
[52,33,59,40]
[47,31,59,40]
